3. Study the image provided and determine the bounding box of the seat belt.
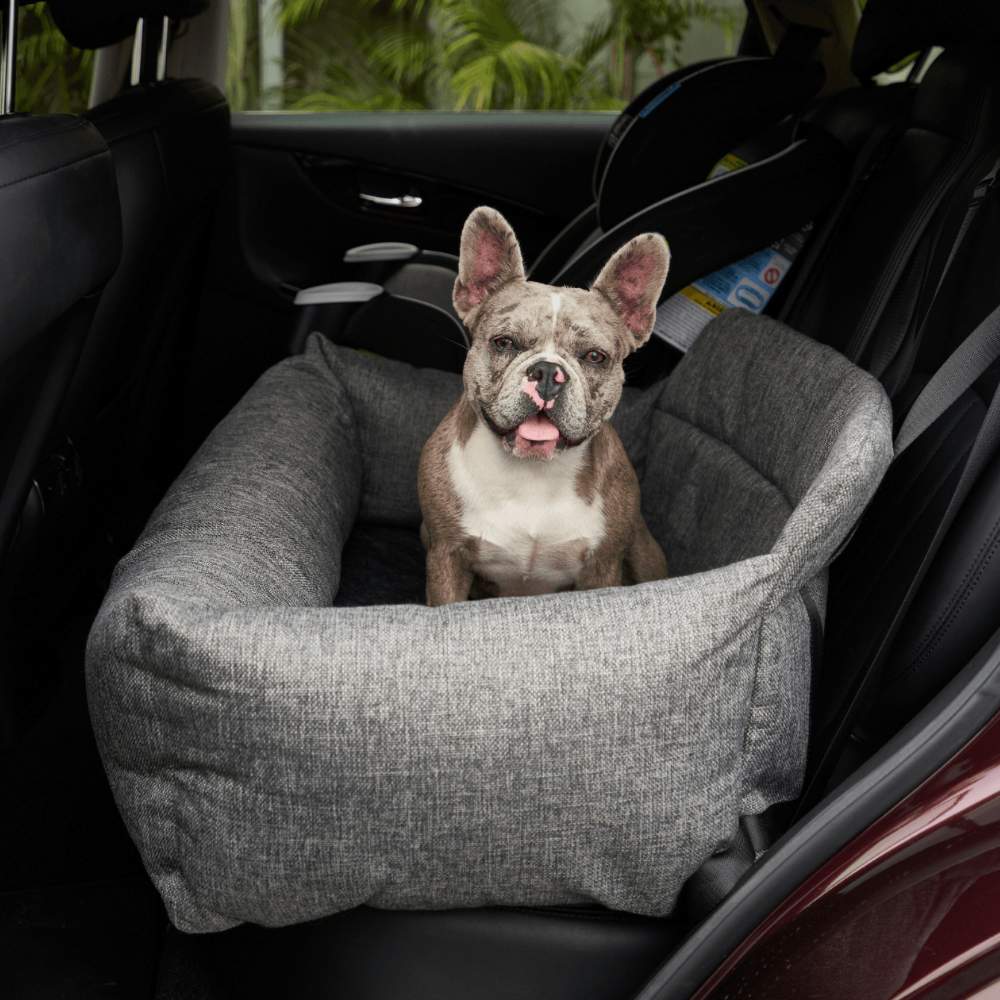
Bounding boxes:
[822,155,1000,575]
[796,298,1000,818]
[870,155,1000,381]
[844,141,990,364]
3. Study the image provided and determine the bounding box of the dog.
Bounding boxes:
[418,206,669,606]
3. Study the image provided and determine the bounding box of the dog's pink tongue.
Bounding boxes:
[517,414,559,442]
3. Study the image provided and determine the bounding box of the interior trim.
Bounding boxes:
[634,623,1000,999]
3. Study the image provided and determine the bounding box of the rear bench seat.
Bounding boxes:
[157,3,1000,999]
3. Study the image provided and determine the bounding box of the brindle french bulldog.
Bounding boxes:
[418,206,669,606]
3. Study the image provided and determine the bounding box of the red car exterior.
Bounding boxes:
[698,714,1000,999]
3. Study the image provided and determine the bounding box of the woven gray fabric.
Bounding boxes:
[86,309,892,933]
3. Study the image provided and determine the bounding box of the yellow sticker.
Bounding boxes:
[682,285,726,316]
[710,152,749,178]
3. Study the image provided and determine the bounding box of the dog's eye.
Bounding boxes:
[491,335,517,353]
[583,349,608,365]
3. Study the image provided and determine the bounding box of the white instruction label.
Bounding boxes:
[653,153,812,353]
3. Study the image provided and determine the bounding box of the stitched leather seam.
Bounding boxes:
[847,85,986,362]
[896,393,979,496]
[94,103,227,148]
[904,508,1000,676]
[872,446,970,586]
[0,117,88,154]
[864,400,976,587]
[0,147,109,193]
[95,120,159,145]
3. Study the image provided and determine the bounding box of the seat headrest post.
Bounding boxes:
[48,1,207,52]
[1,0,16,115]
[129,17,145,87]
[907,48,934,83]
[129,14,167,86]
[156,14,170,81]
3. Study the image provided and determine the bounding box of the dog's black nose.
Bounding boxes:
[526,360,568,402]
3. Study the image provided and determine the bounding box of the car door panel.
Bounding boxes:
[184,111,611,454]
[230,111,612,290]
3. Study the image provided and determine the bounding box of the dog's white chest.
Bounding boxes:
[448,424,605,596]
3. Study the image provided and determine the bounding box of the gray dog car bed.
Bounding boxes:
[86,310,892,933]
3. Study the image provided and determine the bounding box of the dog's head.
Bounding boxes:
[454,206,670,460]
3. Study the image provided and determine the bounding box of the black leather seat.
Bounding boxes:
[46,0,229,550]
[776,3,1000,765]
[782,49,1000,379]
[0,110,120,753]
[160,906,684,1000]
[0,114,120,584]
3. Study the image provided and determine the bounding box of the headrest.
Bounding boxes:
[47,0,209,50]
[852,0,1000,79]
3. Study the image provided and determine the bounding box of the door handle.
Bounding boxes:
[359,192,423,210]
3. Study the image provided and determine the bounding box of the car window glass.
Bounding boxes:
[228,0,748,113]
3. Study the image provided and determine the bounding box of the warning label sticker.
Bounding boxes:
[652,153,812,354]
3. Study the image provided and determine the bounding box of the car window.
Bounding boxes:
[15,2,94,114]
[228,0,747,113]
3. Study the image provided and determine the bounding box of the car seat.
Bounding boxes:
[42,0,230,559]
[0,4,120,732]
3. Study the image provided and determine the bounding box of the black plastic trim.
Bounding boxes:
[231,111,612,217]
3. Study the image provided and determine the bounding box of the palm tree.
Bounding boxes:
[228,0,738,112]
[436,0,576,110]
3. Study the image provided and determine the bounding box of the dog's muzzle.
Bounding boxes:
[521,361,568,411]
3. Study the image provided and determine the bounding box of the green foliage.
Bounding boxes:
[283,0,436,110]
[228,0,743,112]
[15,4,93,114]
[604,0,735,98]
[13,0,741,115]
[440,0,574,110]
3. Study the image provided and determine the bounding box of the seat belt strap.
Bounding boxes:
[822,156,1000,565]
[796,298,1000,818]
[845,145,990,364]
[896,302,1000,455]
[926,158,1000,313]
[871,154,1000,381]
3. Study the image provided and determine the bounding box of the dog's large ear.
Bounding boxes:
[592,233,670,348]
[454,206,526,321]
